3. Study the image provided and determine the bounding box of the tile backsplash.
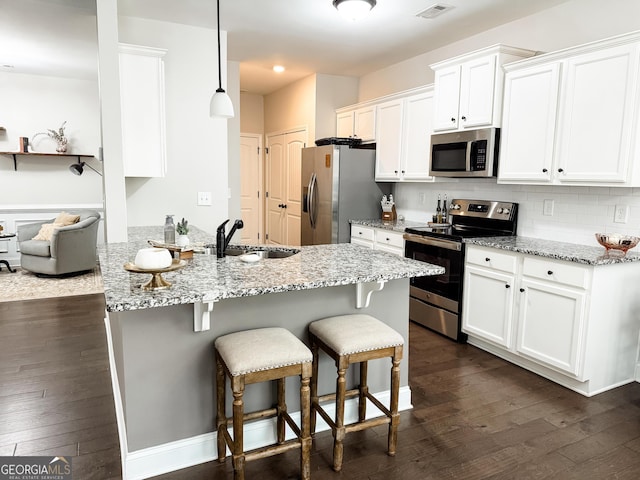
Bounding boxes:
[392,181,640,246]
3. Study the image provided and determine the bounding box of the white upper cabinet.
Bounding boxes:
[431,45,536,133]
[119,44,167,178]
[336,105,376,142]
[499,32,640,187]
[499,63,561,181]
[375,87,435,182]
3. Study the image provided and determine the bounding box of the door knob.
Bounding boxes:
[461,116,467,121]
[519,288,525,292]
[547,270,553,275]
[542,168,548,173]
[450,117,456,123]
[558,168,564,173]
[505,284,511,289]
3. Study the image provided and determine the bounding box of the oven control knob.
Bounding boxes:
[451,204,461,210]
[497,208,510,215]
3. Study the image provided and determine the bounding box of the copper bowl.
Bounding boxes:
[595,233,639,255]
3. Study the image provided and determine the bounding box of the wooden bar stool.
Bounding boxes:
[308,314,404,472]
[215,327,313,480]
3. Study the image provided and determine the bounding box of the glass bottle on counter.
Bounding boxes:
[442,194,448,224]
[164,215,176,245]
[436,194,442,223]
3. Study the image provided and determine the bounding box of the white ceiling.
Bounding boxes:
[2,0,572,94]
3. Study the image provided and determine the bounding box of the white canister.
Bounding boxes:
[134,248,173,270]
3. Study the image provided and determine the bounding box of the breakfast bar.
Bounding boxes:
[99,227,443,478]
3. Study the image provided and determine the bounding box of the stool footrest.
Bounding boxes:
[225,407,278,425]
[364,391,391,417]
[244,438,302,462]
[317,388,360,404]
[345,416,390,434]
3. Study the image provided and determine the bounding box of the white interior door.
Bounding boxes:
[240,134,262,243]
[265,129,307,245]
[266,134,286,245]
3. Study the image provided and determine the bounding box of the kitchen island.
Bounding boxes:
[99,227,443,479]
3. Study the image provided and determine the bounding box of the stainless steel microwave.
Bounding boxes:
[429,128,499,178]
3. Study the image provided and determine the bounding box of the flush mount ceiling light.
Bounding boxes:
[209,0,234,118]
[69,161,102,176]
[333,0,376,20]
[273,65,285,73]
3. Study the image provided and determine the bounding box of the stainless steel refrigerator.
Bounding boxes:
[301,144,388,245]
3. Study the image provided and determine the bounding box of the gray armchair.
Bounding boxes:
[17,210,100,276]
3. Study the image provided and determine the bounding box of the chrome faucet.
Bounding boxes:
[216,219,244,258]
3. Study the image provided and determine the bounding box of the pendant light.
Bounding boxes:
[333,0,376,21]
[210,0,234,118]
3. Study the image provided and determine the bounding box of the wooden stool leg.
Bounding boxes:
[231,376,246,480]
[216,354,227,462]
[277,377,286,444]
[388,351,401,456]
[310,341,319,434]
[333,361,347,472]
[358,360,368,422]
[300,364,312,480]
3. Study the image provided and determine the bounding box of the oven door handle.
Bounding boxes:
[403,233,462,251]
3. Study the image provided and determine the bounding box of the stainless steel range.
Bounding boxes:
[404,199,518,342]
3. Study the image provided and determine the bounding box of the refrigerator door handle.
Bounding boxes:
[306,173,314,226]
[309,172,319,229]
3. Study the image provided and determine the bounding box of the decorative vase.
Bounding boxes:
[176,234,190,247]
[56,141,68,153]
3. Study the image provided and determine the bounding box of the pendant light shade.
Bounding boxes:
[333,0,376,20]
[210,88,234,118]
[210,0,234,118]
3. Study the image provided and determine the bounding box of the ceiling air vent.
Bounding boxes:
[416,4,455,19]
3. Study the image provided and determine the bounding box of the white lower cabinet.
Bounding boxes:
[463,244,640,396]
[350,225,404,256]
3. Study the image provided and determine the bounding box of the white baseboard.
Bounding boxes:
[123,386,413,480]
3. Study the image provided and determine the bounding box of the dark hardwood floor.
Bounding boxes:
[2,295,640,479]
[0,294,121,479]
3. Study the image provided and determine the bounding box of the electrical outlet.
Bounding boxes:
[543,199,554,216]
[419,192,426,204]
[614,204,629,223]
[197,191,212,206]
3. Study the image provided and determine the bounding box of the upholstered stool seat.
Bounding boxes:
[215,327,313,480]
[309,314,404,472]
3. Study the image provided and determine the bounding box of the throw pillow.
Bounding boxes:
[55,211,80,226]
[32,223,61,241]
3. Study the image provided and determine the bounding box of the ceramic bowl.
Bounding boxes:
[595,233,640,255]
[134,248,173,270]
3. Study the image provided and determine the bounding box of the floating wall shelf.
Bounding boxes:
[0,152,95,171]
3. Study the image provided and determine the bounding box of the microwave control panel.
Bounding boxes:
[470,140,487,171]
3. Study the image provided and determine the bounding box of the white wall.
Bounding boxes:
[0,72,102,206]
[118,16,229,235]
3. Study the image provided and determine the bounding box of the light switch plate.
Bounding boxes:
[543,199,554,216]
[197,191,212,206]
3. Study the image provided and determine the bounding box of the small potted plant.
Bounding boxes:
[32,121,69,153]
[176,218,190,246]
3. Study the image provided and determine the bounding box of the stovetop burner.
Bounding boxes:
[405,199,518,241]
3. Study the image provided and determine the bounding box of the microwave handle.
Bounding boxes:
[467,140,474,171]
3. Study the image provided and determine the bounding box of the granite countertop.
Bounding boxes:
[465,236,640,266]
[350,219,429,232]
[99,226,444,312]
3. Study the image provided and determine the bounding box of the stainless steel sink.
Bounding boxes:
[223,247,299,259]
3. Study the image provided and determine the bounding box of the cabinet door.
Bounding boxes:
[462,265,515,348]
[375,100,403,180]
[354,106,376,142]
[401,90,434,180]
[119,45,167,177]
[516,278,587,376]
[433,65,461,131]
[498,63,561,182]
[459,55,497,129]
[336,111,354,138]
[556,44,639,184]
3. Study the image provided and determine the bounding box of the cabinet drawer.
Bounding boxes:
[351,226,375,242]
[466,247,517,273]
[375,230,404,248]
[522,257,589,289]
